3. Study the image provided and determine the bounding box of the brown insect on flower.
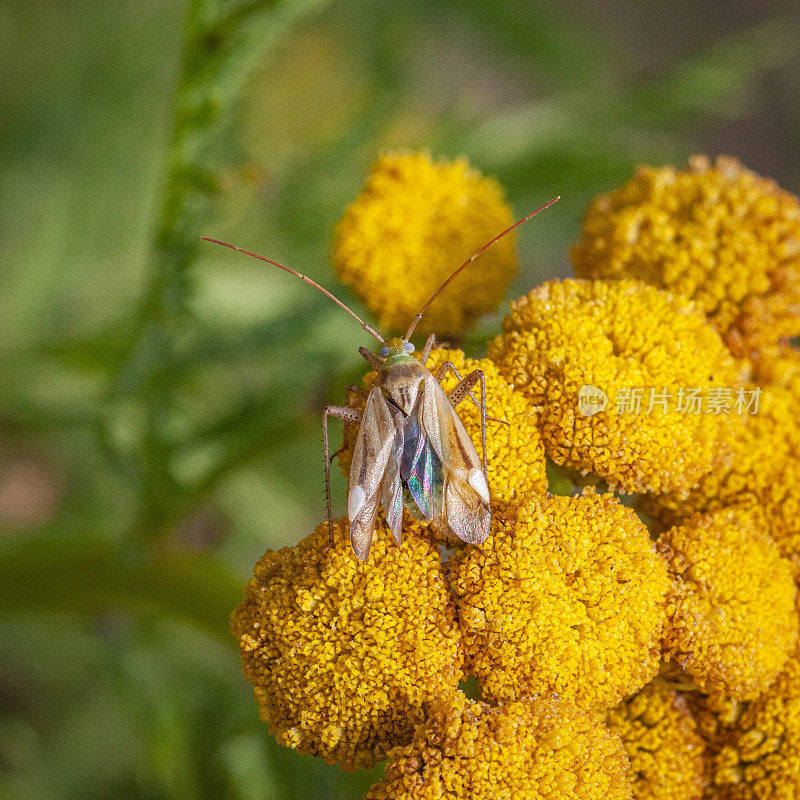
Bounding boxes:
[202,197,557,559]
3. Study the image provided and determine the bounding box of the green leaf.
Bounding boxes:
[0,534,243,643]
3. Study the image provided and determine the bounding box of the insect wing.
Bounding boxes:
[381,408,405,547]
[348,387,397,559]
[422,375,491,544]
[400,395,444,522]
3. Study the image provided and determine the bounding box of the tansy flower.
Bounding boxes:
[332,152,517,337]
[570,155,800,358]
[606,680,705,800]
[647,385,800,579]
[698,649,800,799]
[657,505,798,700]
[364,691,633,800]
[337,347,548,510]
[230,518,463,770]
[488,279,741,494]
[449,491,670,710]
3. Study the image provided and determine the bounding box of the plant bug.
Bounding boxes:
[203,195,558,559]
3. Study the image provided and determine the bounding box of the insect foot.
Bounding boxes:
[231,516,463,771]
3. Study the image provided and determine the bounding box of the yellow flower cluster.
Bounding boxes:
[488,278,740,494]
[606,681,705,800]
[657,505,798,700]
[365,691,633,800]
[232,153,800,798]
[649,385,800,579]
[332,152,518,337]
[337,347,548,505]
[571,155,800,358]
[230,518,462,770]
[450,491,670,710]
[696,651,800,799]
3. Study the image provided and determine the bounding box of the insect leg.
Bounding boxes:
[434,365,490,478]
[434,362,509,427]
[328,386,369,465]
[419,333,436,365]
[358,346,384,370]
[323,405,363,545]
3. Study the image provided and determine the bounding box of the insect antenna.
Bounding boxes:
[403,196,561,341]
[201,237,385,343]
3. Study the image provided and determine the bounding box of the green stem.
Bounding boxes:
[109,0,332,542]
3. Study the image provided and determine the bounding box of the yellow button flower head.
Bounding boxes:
[700,649,800,799]
[570,155,800,358]
[649,385,800,579]
[365,691,633,800]
[332,152,517,337]
[488,279,741,494]
[606,680,705,800]
[337,348,548,508]
[450,491,670,710]
[230,518,463,770]
[657,505,798,701]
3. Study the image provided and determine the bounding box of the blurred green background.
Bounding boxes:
[1,1,799,798]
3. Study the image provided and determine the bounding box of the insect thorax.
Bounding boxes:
[377,357,428,416]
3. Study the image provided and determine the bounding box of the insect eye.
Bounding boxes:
[403,342,415,353]
[379,346,389,357]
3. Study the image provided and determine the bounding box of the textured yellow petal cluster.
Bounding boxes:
[230,519,462,770]
[450,491,670,710]
[649,384,800,579]
[365,691,633,800]
[488,278,741,494]
[606,681,705,800]
[694,651,800,799]
[657,505,798,700]
[332,152,518,337]
[233,154,800,799]
[571,155,800,358]
[337,347,548,507]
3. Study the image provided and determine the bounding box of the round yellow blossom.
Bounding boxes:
[648,385,800,579]
[450,491,670,710]
[699,649,800,799]
[488,279,741,494]
[658,505,798,700]
[230,517,463,770]
[332,151,517,337]
[570,155,800,358]
[365,691,633,800]
[337,347,547,506]
[606,680,705,800]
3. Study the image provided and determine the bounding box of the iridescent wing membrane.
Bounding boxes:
[348,374,490,559]
[348,387,400,559]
